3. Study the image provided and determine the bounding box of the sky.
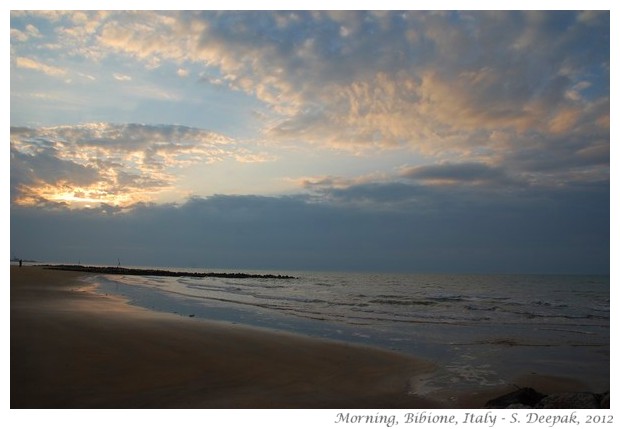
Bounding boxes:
[8,7,612,274]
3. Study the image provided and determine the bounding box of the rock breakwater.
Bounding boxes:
[43,264,297,279]
[485,387,610,409]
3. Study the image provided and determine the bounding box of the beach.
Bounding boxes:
[11,266,444,408]
[11,266,604,410]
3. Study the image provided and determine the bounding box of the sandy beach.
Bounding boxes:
[11,266,445,408]
[11,266,601,409]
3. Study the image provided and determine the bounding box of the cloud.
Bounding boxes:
[11,11,609,163]
[10,123,270,208]
[177,11,608,154]
[10,24,41,41]
[10,182,609,274]
[8,11,611,276]
[10,146,102,205]
[11,28,30,42]
[400,162,514,186]
[112,72,132,81]
[15,56,67,77]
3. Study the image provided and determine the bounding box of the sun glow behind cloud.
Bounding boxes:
[14,182,137,209]
[9,123,272,208]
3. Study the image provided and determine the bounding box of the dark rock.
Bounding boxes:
[600,392,610,408]
[506,403,532,409]
[485,387,547,408]
[535,392,601,409]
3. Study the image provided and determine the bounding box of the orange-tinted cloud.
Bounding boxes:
[10,123,268,208]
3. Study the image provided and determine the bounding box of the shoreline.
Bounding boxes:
[10,266,604,409]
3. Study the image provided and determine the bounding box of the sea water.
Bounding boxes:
[93,268,610,393]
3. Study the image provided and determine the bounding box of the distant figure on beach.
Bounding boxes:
[19,259,22,267]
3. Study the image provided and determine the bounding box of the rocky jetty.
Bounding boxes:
[43,264,297,279]
[485,387,610,409]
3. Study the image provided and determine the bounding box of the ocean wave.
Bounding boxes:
[368,298,436,306]
[94,271,609,366]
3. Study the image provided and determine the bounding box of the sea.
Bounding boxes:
[92,267,610,394]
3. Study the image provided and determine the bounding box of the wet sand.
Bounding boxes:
[11,266,442,408]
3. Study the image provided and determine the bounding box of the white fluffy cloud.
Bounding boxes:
[15,57,67,77]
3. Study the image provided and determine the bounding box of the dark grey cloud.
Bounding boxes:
[400,162,512,185]
[10,146,100,188]
[11,178,609,275]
